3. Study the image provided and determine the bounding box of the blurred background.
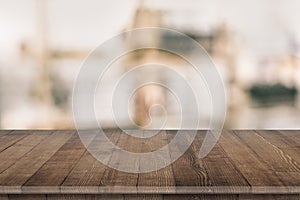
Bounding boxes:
[1,0,300,129]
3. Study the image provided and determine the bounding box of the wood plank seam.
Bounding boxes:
[215,139,252,188]
[98,132,124,186]
[0,131,55,175]
[255,131,300,172]
[59,131,99,187]
[59,151,88,186]
[0,132,53,178]
[22,131,76,187]
[233,130,296,186]
[0,130,13,135]
[253,130,300,172]
[0,131,27,154]
[0,130,298,196]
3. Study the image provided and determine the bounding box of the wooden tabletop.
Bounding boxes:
[0,130,299,198]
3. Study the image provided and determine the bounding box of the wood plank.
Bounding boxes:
[8,194,46,200]
[0,131,52,175]
[85,195,124,200]
[256,130,300,166]
[239,194,300,200]
[256,130,300,148]
[138,130,175,192]
[99,130,140,190]
[0,130,11,135]
[199,131,249,187]
[23,131,88,186]
[0,130,74,188]
[0,130,30,153]
[1,194,298,200]
[47,194,124,200]
[167,130,211,187]
[124,194,162,200]
[278,130,300,146]
[234,130,300,186]
[46,194,85,200]
[274,172,300,186]
[234,130,300,173]
[219,130,283,186]
[62,130,119,187]
[164,194,239,200]
[115,130,175,153]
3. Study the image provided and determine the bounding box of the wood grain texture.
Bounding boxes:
[0,131,26,153]
[234,130,300,187]
[0,130,298,199]
[199,131,249,187]
[278,130,300,146]
[138,131,175,193]
[2,194,299,200]
[0,131,52,178]
[0,131,73,187]
[219,130,283,186]
[168,130,211,187]
[99,130,139,190]
[62,130,118,187]
[23,131,82,186]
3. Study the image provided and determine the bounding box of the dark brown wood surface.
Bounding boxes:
[0,130,299,200]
